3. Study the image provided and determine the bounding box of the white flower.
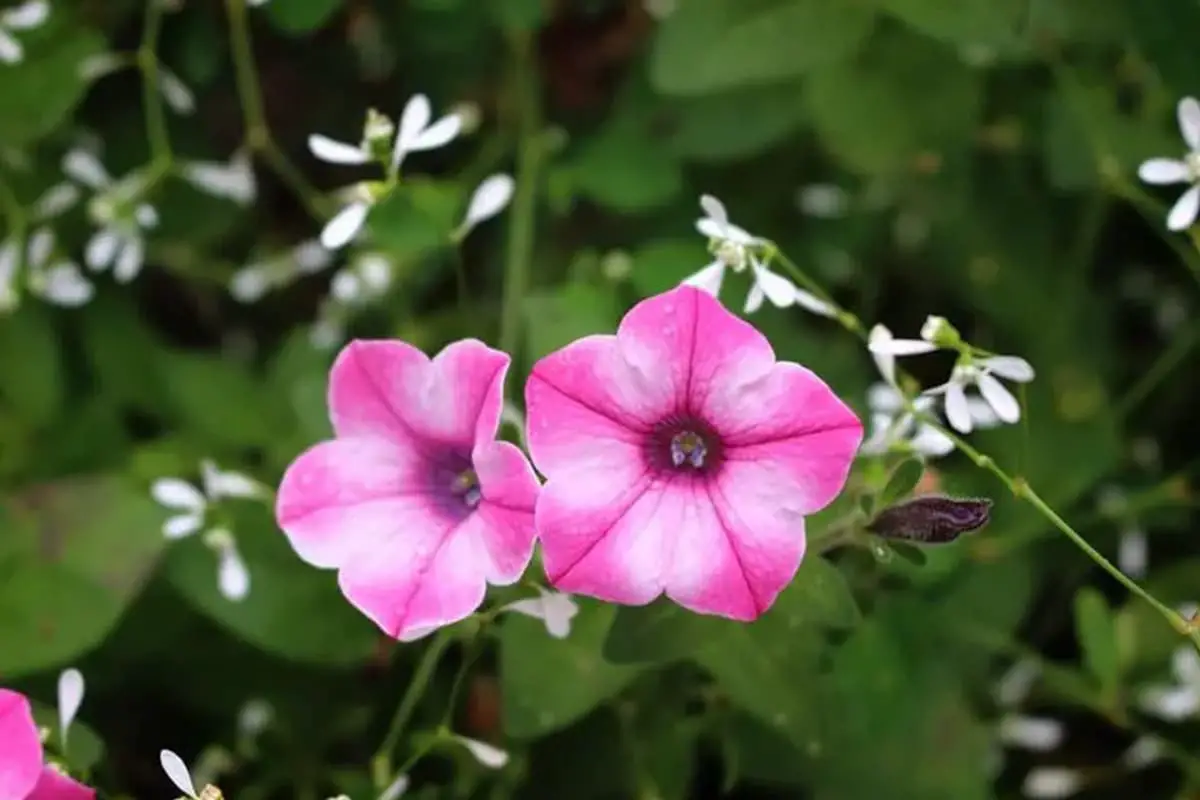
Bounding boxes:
[1117,525,1148,578]
[181,151,256,205]
[160,749,199,800]
[924,355,1035,434]
[1138,96,1200,231]
[997,714,1064,752]
[378,774,410,800]
[204,528,251,602]
[455,735,509,769]
[502,589,579,639]
[158,65,195,115]
[456,173,514,238]
[859,383,955,458]
[201,458,267,501]
[0,0,48,65]
[63,149,158,283]
[1022,766,1081,799]
[1138,645,1200,720]
[309,96,462,250]
[866,320,941,378]
[152,477,208,539]
[25,227,94,307]
[231,239,331,302]
[686,194,833,317]
[329,251,395,305]
[57,668,85,750]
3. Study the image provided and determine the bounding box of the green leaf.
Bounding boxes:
[872,0,1026,50]
[878,458,925,508]
[805,29,981,175]
[1073,586,1120,699]
[367,179,460,259]
[567,116,683,213]
[650,0,875,97]
[29,698,105,772]
[665,82,808,163]
[0,475,165,677]
[0,19,103,146]
[265,0,345,34]
[628,239,709,298]
[0,305,63,427]
[159,350,278,450]
[165,505,380,666]
[500,601,641,739]
[79,293,168,413]
[1125,1,1200,95]
[523,283,622,363]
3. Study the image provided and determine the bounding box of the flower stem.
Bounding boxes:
[770,249,865,335]
[498,32,541,359]
[1115,315,1200,418]
[137,0,172,167]
[371,629,453,790]
[224,0,325,220]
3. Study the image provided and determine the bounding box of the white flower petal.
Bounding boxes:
[152,477,207,511]
[461,173,514,232]
[1117,527,1147,578]
[113,236,144,283]
[1168,184,1200,231]
[26,227,53,268]
[0,28,20,64]
[217,544,251,601]
[743,281,764,314]
[320,201,370,250]
[792,286,836,318]
[33,183,81,218]
[868,325,897,385]
[965,396,1002,429]
[2,0,49,29]
[63,149,110,189]
[750,261,799,308]
[1138,158,1190,185]
[135,204,159,229]
[158,68,195,115]
[230,266,270,302]
[505,591,578,639]
[867,337,938,356]
[293,239,333,274]
[1139,683,1200,720]
[980,355,1035,382]
[164,513,204,540]
[394,93,433,166]
[944,382,973,434]
[408,113,462,152]
[84,229,119,270]
[1122,735,1166,769]
[39,263,94,307]
[994,657,1040,707]
[307,134,370,165]
[331,270,361,302]
[378,773,410,800]
[160,749,198,799]
[698,194,728,227]
[202,462,264,500]
[977,372,1020,423]
[57,668,85,747]
[457,736,509,769]
[1022,767,1081,799]
[1179,97,1200,152]
[681,261,725,297]
[910,425,955,457]
[1173,644,1200,686]
[997,714,1063,752]
[181,158,256,205]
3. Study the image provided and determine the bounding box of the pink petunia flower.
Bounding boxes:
[525,285,862,621]
[0,689,94,800]
[276,339,541,640]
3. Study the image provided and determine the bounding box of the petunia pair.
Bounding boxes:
[276,285,862,640]
[0,689,93,800]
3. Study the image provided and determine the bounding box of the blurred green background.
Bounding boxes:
[4,0,1200,798]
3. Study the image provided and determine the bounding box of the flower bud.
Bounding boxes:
[867,495,992,545]
[920,315,962,349]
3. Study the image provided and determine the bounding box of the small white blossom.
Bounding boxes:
[158,66,195,115]
[231,239,331,302]
[998,714,1064,752]
[160,749,199,800]
[503,589,579,639]
[1022,767,1081,799]
[0,227,94,311]
[1138,96,1200,231]
[456,173,514,238]
[924,355,1035,434]
[859,383,955,458]
[152,477,207,539]
[1138,645,1200,720]
[393,93,463,170]
[57,668,85,749]
[181,151,256,205]
[62,149,158,283]
[205,528,250,602]
[201,458,267,501]
[1117,525,1148,578]
[455,735,509,769]
[329,252,395,306]
[0,0,48,65]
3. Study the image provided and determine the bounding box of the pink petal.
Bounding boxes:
[0,689,43,800]
[276,436,428,568]
[471,440,541,582]
[27,767,95,800]
[710,362,862,514]
[666,469,808,620]
[328,339,508,449]
[337,512,488,640]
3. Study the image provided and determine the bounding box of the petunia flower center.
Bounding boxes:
[646,416,723,476]
[450,468,482,509]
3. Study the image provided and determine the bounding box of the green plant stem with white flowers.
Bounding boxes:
[766,244,1200,652]
[138,0,171,170]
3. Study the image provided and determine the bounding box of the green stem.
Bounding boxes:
[497,33,541,358]
[224,0,325,219]
[138,0,172,166]
[770,249,865,335]
[371,630,454,790]
[1115,315,1200,418]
